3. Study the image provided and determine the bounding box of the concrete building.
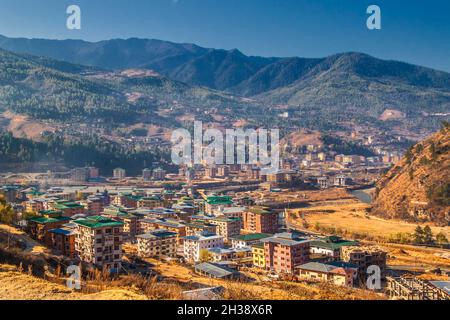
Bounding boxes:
[230,233,272,249]
[341,246,387,281]
[209,217,242,241]
[113,168,126,180]
[137,229,178,258]
[309,236,358,258]
[74,216,124,270]
[252,243,266,268]
[204,196,233,215]
[142,168,152,181]
[261,232,310,274]
[242,206,278,234]
[183,232,224,263]
[152,168,166,181]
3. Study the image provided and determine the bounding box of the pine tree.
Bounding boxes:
[413,226,424,244]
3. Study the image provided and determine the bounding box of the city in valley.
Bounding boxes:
[0,130,448,300]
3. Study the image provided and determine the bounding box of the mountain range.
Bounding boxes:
[0,35,449,133]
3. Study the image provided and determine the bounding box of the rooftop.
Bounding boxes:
[231,233,272,242]
[74,216,124,229]
[194,263,239,278]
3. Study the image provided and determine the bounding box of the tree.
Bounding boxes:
[436,232,449,246]
[199,249,213,263]
[422,226,433,244]
[413,226,424,244]
[0,196,16,224]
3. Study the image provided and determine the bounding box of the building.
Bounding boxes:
[209,217,242,241]
[52,201,85,217]
[83,196,104,215]
[252,243,266,268]
[204,196,233,215]
[139,218,186,244]
[341,246,387,281]
[242,206,278,234]
[295,261,358,287]
[74,216,124,270]
[0,185,19,203]
[262,232,310,274]
[207,247,252,262]
[102,206,140,242]
[137,196,163,208]
[152,168,166,181]
[28,215,71,245]
[309,236,359,258]
[137,229,178,258]
[183,232,224,263]
[194,262,241,280]
[185,221,217,237]
[231,233,272,249]
[113,168,126,180]
[217,166,230,178]
[48,227,77,258]
[142,168,152,181]
[70,167,90,182]
[205,167,218,179]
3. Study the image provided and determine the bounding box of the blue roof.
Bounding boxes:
[49,228,76,236]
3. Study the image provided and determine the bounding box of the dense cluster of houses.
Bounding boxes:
[2,184,387,287]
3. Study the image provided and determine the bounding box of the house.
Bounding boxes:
[194,262,241,280]
[230,233,272,249]
[183,232,224,263]
[262,232,310,274]
[242,206,278,234]
[74,216,124,270]
[295,261,358,287]
[137,229,178,258]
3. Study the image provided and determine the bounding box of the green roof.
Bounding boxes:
[206,196,233,205]
[29,216,70,224]
[39,210,64,216]
[231,233,272,241]
[74,216,124,229]
[248,206,271,215]
[310,237,359,250]
[54,202,84,210]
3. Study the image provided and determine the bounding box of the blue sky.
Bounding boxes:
[0,0,449,71]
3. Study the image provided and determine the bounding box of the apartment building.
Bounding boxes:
[183,232,224,263]
[231,233,272,249]
[74,216,124,270]
[137,229,178,258]
[102,207,140,242]
[262,232,310,274]
[139,218,186,244]
[52,201,85,217]
[27,215,71,245]
[242,206,278,234]
[185,221,217,237]
[113,168,126,180]
[48,227,77,258]
[137,196,164,208]
[204,196,233,215]
[341,246,387,280]
[209,217,242,242]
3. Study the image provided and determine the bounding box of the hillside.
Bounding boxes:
[1,35,449,133]
[0,47,252,126]
[372,123,450,225]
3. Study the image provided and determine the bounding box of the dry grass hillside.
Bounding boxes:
[372,124,450,225]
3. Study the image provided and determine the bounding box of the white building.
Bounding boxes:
[183,232,224,263]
